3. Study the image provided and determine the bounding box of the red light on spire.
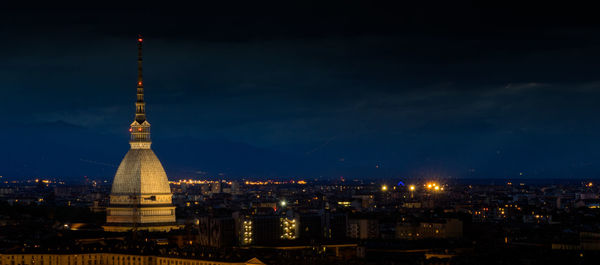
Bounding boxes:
[138,81,142,86]
[138,38,143,42]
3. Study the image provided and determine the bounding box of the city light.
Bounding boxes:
[169,179,224,185]
[244,180,307,185]
[409,185,415,191]
[424,182,443,191]
[381,185,388,191]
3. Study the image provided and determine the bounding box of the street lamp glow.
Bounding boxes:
[381,185,388,191]
[409,185,415,191]
[280,200,286,207]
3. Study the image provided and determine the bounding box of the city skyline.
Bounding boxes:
[2,4,600,179]
[3,4,600,265]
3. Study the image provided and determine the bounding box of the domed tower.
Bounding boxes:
[104,36,177,232]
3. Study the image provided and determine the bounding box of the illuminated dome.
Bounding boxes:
[111,149,171,195]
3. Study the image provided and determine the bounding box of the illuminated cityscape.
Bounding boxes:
[2,176,600,264]
[3,3,600,265]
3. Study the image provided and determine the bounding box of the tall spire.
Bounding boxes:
[130,35,151,149]
[135,34,145,123]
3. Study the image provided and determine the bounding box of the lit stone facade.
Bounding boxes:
[104,36,177,232]
[0,253,265,265]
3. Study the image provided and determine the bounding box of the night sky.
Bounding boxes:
[1,3,600,180]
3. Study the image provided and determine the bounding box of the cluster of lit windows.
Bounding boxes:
[498,207,506,216]
[504,204,521,210]
[280,218,297,240]
[531,213,551,220]
[185,201,200,207]
[242,220,253,244]
[337,201,351,207]
[473,208,489,219]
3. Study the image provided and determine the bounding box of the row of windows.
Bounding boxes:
[108,209,174,216]
[1,255,238,265]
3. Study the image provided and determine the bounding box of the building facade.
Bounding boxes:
[395,218,463,239]
[0,253,264,265]
[347,218,379,239]
[198,216,236,248]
